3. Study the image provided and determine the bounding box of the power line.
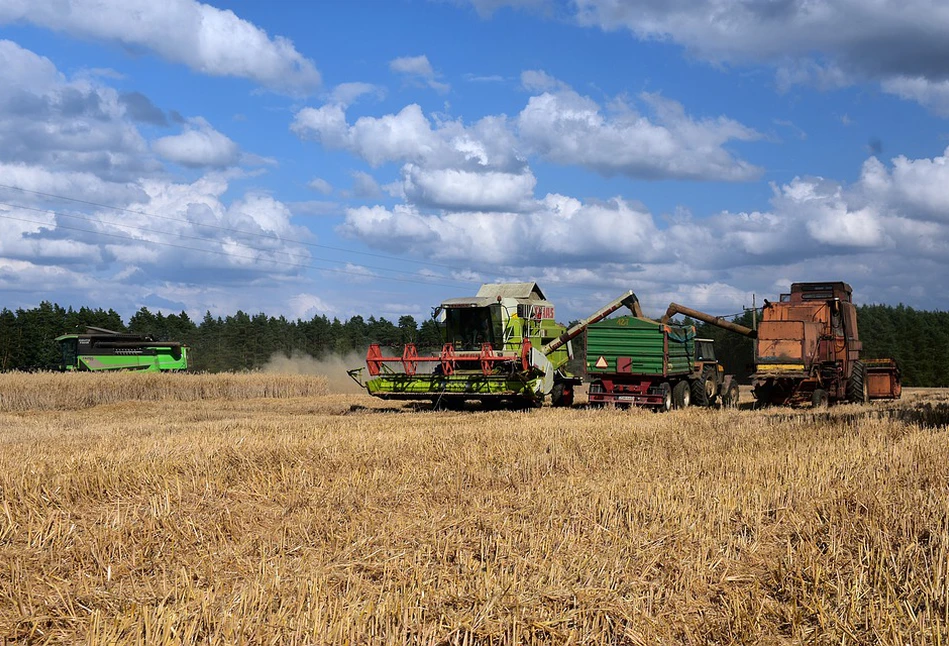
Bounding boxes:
[0,211,475,290]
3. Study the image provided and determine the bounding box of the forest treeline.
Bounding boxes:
[1,301,946,386]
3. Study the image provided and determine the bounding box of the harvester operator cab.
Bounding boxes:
[59,337,78,371]
[439,305,497,351]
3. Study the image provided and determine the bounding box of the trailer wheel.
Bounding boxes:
[673,380,691,409]
[811,388,829,408]
[847,360,869,404]
[722,382,740,408]
[658,382,672,413]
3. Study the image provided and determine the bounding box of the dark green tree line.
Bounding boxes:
[0,303,444,373]
[1,301,947,385]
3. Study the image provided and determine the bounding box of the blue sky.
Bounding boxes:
[1,0,949,325]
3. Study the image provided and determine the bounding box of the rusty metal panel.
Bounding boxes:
[866,359,902,399]
[803,322,820,365]
[867,372,897,398]
[758,321,805,361]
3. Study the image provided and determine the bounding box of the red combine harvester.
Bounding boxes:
[662,281,901,406]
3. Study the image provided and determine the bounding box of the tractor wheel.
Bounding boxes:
[811,388,829,408]
[722,382,740,408]
[847,361,869,404]
[673,380,691,409]
[658,382,672,413]
[692,366,719,407]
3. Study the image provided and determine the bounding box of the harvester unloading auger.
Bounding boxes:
[661,281,901,406]
[348,282,642,408]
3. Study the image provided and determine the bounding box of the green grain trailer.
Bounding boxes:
[56,327,188,372]
[586,316,738,411]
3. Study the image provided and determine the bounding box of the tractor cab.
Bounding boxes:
[695,338,717,363]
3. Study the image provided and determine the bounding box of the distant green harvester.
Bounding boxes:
[56,327,188,372]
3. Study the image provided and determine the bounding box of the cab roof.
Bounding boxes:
[476,282,547,300]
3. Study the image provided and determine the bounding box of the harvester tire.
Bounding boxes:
[722,382,740,408]
[847,360,869,404]
[432,397,465,411]
[673,380,691,409]
[811,388,829,408]
[658,382,672,413]
[551,382,575,408]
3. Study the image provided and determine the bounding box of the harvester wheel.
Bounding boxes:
[753,383,773,408]
[722,382,740,408]
[847,360,869,404]
[811,388,829,408]
[551,382,574,407]
[658,382,672,413]
[673,380,691,409]
[513,396,542,410]
[432,397,465,411]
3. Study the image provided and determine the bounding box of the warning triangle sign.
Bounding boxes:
[595,356,608,369]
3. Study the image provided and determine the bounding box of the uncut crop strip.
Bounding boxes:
[0,372,329,412]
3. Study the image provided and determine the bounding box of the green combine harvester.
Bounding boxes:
[56,327,188,372]
[348,282,641,408]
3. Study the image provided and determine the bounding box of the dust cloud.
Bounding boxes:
[260,351,366,394]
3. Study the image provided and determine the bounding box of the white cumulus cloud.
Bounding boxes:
[390,54,450,93]
[517,86,762,181]
[152,118,240,168]
[0,0,321,93]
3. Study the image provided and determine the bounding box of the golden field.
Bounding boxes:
[0,372,947,644]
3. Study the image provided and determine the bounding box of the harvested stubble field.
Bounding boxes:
[1,373,948,645]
